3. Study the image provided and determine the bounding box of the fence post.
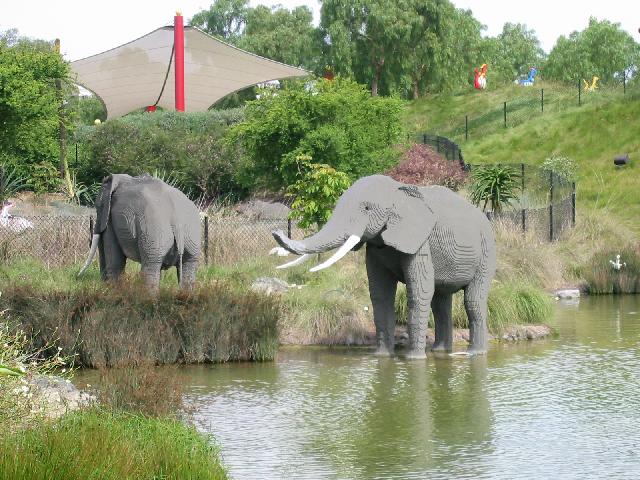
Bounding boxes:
[578,79,581,106]
[549,171,554,242]
[521,208,526,233]
[423,133,428,145]
[521,163,525,193]
[623,70,626,95]
[287,218,292,239]
[89,216,94,248]
[503,102,507,128]
[541,89,544,113]
[204,215,209,265]
[465,115,468,141]
[572,182,576,227]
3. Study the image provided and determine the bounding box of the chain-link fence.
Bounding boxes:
[0,214,307,268]
[446,75,640,143]
[468,163,576,242]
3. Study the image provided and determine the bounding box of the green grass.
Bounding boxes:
[404,82,640,233]
[0,409,228,480]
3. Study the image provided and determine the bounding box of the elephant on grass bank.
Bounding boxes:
[78,174,201,289]
[273,175,496,358]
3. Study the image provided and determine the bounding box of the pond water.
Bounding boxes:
[78,296,639,479]
[177,295,640,479]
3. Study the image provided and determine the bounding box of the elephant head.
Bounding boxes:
[273,175,437,270]
[79,174,134,276]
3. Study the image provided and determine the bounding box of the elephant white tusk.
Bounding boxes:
[276,253,311,269]
[78,234,100,276]
[309,235,361,272]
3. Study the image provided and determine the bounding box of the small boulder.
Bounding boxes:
[554,288,581,299]
[23,375,95,419]
[251,277,290,296]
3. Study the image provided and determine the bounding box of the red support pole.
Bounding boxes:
[174,12,185,112]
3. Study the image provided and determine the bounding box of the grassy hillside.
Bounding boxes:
[404,82,640,232]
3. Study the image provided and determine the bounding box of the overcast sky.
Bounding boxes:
[2,0,639,61]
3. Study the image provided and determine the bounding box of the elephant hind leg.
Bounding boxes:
[431,292,453,352]
[100,226,126,281]
[179,254,198,290]
[141,261,162,291]
[464,279,490,355]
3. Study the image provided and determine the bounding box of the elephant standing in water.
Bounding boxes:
[273,175,496,358]
[79,174,201,289]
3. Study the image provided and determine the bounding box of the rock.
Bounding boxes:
[23,375,95,419]
[235,200,290,219]
[554,288,581,299]
[251,277,290,296]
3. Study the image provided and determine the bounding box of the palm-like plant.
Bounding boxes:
[0,164,26,205]
[469,164,521,213]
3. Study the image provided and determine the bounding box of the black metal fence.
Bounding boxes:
[481,165,576,242]
[417,133,576,241]
[447,76,640,142]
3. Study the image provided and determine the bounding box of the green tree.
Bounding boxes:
[286,154,351,229]
[190,0,249,43]
[0,29,69,181]
[321,0,416,96]
[228,77,405,191]
[545,17,640,84]
[239,5,321,70]
[482,23,544,85]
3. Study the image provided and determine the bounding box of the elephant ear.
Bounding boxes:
[95,174,130,234]
[381,185,436,255]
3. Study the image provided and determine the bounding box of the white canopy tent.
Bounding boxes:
[71,25,310,119]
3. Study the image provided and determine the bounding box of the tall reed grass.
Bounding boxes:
[1,278,280,367]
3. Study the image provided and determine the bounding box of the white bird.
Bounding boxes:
[0,202,34,233]
[269,246,290,257]
[609,254,626,271]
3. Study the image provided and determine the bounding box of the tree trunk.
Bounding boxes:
[412,80,419,100]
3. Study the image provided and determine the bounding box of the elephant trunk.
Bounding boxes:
[78,234,100,276]
[273,214,357,255]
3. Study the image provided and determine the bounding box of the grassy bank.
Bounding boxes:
[0,277,280,367]
[0,409,228,480]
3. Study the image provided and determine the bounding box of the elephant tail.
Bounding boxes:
[173,226,186,284]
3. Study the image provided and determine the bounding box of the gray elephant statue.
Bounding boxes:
[273,175,496,358]
[78,173,201,289]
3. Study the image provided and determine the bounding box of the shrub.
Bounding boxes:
[286,154,351,229]
[75,109,246,201]
[229,77,405,191]
[469,164,521,213]
[384,143,468,190]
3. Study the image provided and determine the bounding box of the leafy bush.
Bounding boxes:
[75,109,246,201]
[286,154,351,229]
[28,161,60,195]
[229,77,405,191]
[469,164,521,213]
[384,143,468,190]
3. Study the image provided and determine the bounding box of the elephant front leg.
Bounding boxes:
[141,261,162,291]
[432,292,453,352]
[366,249,398,356]
[402,253,434,359]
